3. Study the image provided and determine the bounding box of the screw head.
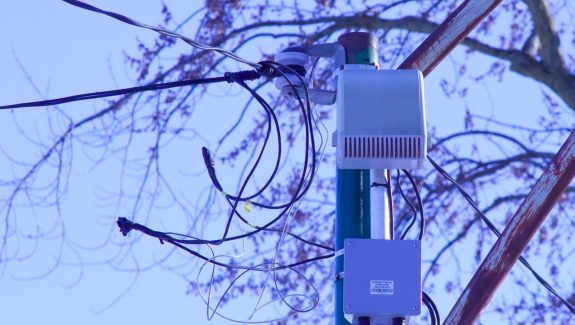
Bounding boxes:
[346,304,351,310]
[347,241,351,246]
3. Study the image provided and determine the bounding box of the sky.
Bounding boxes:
[1,1,573,325]
[0,1,236,324]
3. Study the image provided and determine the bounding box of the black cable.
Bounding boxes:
[204,61,319,211]
[423,291,440,325]
[402,169,425,240]
[429,293,441,324]
[208,73,279,245]
[61,0,261,69]
[117,217,333,270]
[386,169,395,239]
[428,156,575,315]
[391,317,406,325]
[397,170,418,239]
[0,71,260,110]
[162,224,335,252]
[115,63,325,283]
[201,77,283,204]
[103,63,325,312]
[254,60,318,203]
[192,60,319,246]
[219,60,319,237]
[224,72,282,201]
[210,62,315,244]
[423,297,436,325]
[133,63,310,247]
[116,68,324,246]
[162,228,332,252]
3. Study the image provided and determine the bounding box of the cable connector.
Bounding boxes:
[116,217,134,236]
[201,147,224,192]
[256,61,306,79]
[257,62,278,78]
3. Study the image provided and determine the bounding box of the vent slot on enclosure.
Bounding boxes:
[343,136,422,159]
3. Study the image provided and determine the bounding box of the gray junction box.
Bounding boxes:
[343,239,422,317]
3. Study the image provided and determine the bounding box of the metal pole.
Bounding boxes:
[335,32,382,325]
[444,129,575,324]
[369,169,393,325]
[399,0,504,76]
[371,169,392,240]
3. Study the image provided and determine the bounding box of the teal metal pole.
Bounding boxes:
[335,32,379,325]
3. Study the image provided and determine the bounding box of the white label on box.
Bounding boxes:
[370,280,394,295]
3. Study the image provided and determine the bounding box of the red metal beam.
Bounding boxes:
[394,1,575,322]
[399,0,503,76]
[444,129,575,324]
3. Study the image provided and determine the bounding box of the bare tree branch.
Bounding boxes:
[522,0,565,69]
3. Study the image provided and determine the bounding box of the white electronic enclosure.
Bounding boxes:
[334,66,427,169]
[344,239,422,318]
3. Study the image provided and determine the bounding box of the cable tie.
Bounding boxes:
[245,200,252,213]
[371,181,389,188]
[220,191,227,197]
[334,249,344,258]
[332,272,344,282]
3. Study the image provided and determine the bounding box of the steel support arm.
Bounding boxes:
[444,129,575,324]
